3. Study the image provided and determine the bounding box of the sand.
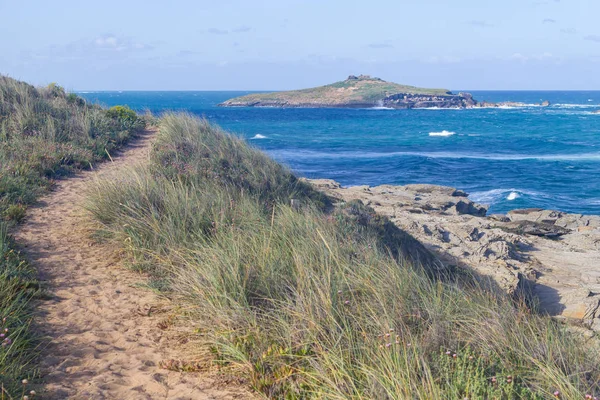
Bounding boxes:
[13,130,254,399]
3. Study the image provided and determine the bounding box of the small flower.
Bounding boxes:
[585,395,592,400]
[553,391,560,398]
[29,391,36,396]
[395,340,400,344]
[23,396,29,400]
[445,351,451,356]
[385,343,392,348]
[452,354,457,358]
[491,377,497,384]
[388,329,394,332]
[337,290,342,294]
[385,333,390,338]
[344,300,350,305]
[468,355,474,360]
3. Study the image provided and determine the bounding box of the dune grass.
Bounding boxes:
[0,75,146,396]
[86,113,600,399]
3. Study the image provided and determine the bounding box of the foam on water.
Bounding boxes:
[506,192,520,201]
[269,149,600,162]
[429,130,456,137]
[251,134,267,139]
[554,103,599,108]
[469,188,539,205]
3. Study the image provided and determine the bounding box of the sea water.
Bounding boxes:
[78,90,600,215]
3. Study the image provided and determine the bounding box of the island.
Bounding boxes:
[219,74,550,109]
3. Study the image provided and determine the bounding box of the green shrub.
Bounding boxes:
[3,204,26,223]
[86,114,600,399]
[0,222,39,394]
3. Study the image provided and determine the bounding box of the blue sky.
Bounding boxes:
[1,0,599,90]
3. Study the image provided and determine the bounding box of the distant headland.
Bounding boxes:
[219,75,550,109]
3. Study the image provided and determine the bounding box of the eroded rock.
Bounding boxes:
[307,178,600,331]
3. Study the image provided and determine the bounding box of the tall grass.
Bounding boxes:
[87,113,600,399]
[0,76,146,221]
[0,75,146,397]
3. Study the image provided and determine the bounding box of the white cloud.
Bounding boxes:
[585,35,600,43]
[508,52,558,62]
[368,42,394,49]
[91,35,152,52]
[561,28,577,34]
[465,20,494,27]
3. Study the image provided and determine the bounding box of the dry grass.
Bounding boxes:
[86,113,600,399]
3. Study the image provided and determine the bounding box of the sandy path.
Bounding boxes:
[14,130,254,399]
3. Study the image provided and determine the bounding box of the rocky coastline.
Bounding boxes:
[307,179,600,333]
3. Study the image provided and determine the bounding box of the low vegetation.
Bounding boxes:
[0,75,145,396]
[87,113,600,399]
[219,75,452,106]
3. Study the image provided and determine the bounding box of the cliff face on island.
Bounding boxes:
[220,75,478,109]
[307,179,600,334]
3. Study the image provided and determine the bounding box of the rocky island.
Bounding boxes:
[219,74,550,109]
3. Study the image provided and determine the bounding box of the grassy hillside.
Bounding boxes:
[87,113,600,399]
[220,75,452,107]
[0,75,145,396]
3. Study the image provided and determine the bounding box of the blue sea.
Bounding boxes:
[77,90,600,215]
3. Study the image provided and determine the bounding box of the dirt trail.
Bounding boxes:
[14,130,254,399]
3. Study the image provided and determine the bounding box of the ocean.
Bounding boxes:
[77,90,600,215]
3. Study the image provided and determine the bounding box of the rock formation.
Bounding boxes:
[307,179,600,332]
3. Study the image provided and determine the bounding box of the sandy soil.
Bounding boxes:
[13,130,255,399]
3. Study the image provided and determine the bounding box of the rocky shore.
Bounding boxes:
[307,179,600,333]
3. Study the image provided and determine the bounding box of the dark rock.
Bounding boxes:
[504,221,571,238]
[489,214,510,222]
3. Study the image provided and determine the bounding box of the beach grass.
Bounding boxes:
[86,113,600,399]
[0,75,145,396]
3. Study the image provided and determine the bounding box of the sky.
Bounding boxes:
[1,0,599,90]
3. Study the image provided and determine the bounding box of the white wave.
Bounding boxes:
[370,106,394,110]
[251,134,267,139]
[469,189,539,204]
[420,107,462,110]
[429,130,456,137]
[268,149,600,162]
[553,103,599,109]
[506,191,520,201]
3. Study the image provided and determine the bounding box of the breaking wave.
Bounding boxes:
[429,130,456,137]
